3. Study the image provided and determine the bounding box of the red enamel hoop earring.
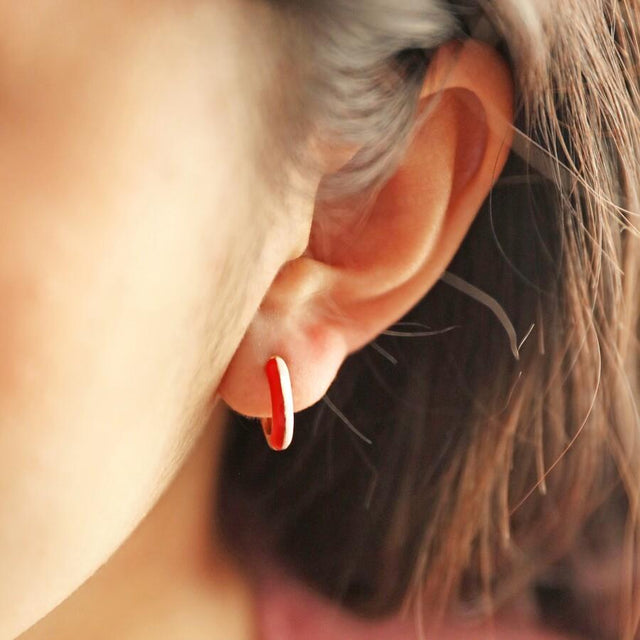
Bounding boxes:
[261,356,294,451]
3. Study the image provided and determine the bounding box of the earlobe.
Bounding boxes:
[219,39,514,424]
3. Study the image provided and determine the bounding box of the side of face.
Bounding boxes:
[0,2,308,636]
[0,0,516,633]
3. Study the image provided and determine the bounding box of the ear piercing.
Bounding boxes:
[261,356,294,451]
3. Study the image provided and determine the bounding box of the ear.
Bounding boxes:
[219,40,514,420]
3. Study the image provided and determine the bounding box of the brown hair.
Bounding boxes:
[219,1,640,638]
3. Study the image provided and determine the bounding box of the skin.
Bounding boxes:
[0,2,307,637]
[0,1,589,639]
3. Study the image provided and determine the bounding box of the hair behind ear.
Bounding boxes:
[220,1,640,636]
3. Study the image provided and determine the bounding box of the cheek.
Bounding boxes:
[0,220,206,622]
[0,5,264,636]
[0,159,228,638]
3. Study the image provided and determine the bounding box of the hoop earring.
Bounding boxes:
[261,356,294,451]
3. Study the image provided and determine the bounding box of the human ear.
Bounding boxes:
[219,40,514,421]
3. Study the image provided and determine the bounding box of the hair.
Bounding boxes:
[219,1,640,638]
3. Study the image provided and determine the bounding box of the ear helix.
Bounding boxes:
[261,356,294,451]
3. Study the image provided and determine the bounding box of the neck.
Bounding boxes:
[18,402,255,640]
